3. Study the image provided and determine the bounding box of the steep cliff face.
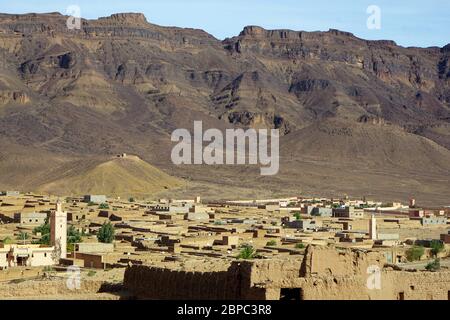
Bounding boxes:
[223,26,450,131]
[0,13,448,135]
[0,12,449,203]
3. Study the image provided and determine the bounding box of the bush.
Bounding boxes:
[266,240,277,246]
[16,232,29,241]
[406,246,425,262]
[425,259,441,272]
[97,222,115,243]
[295,243,305,249]
[430,240,445,257]
[237,244,256,260]
[2,237,13,244]
[87,201,96,206]
[67,243,75,253]
[87,270,96,277]
[294,212,302,220]
[98,203,109,210]
[128,197,135,203]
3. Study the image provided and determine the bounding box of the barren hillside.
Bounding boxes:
[0,12,449,204]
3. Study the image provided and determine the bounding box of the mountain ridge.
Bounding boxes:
[0,12,449,204]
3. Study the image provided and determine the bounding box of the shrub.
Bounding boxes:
[67,243,75,253]
[16,232,29,241]
[425,259,441,272]
[98,203,109,210]
[295,243,305,249]
[406,246,425,262]
[128,197,135,203]
[237,244,256,260]
[87,270,96,277]
[294,212,302,220]
[2,237,13,244]
[266,240,277,246]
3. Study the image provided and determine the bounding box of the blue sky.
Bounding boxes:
[1,0,449,47]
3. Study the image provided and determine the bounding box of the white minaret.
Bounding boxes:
[50,201,67,260]
[369,214,377,240]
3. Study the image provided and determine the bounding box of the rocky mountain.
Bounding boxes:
[0,12,449,204]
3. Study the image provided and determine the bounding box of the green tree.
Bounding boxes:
[33,221,51,245]
[33,221,82,246]
[97,222,115,243]
[266,240,277,246]
[67,225,82,244]
[406,246,425,262]
[294,212,302,220]
[237,244,256,260]
[430,240,445,257]
[128,197,135,203]
[33,220,50,235]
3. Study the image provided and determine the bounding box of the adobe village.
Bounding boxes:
[0,188,449,300]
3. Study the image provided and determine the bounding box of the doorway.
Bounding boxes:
[16,256,28,266]
[280,288,304,301]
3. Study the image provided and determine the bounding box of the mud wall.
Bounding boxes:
[123,246,450,300]
[0,278,104,298]
[124,262,265,300]
[297,270,450,300]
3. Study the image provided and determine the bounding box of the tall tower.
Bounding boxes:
[369,214,377,240]
[50,201,67,260]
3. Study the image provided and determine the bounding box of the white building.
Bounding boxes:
[369,214,377,240]
[0,202,67,269]
[50,202,67,259]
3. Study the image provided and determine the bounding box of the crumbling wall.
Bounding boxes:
[123,262,265,300]
[123,245,450,300]
[298,270,450,300]
[0,278,104,298]
[247,259,302,288]
[300,245,385,277]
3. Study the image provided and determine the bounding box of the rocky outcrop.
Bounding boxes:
[0,91,30,105]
